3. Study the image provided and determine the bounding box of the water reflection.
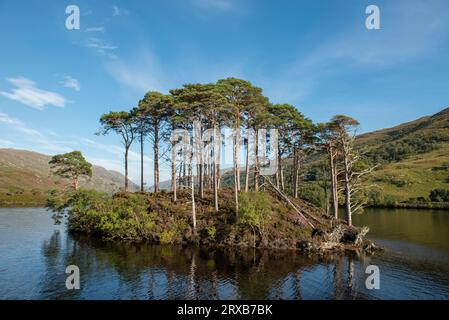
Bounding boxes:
[1,208,449,300]
[36,232,388,299]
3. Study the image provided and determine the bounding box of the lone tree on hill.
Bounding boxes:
[49,151,92,191]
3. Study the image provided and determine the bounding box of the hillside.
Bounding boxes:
[215,107,449,209]
[0,148,137,207]
[357,107,449,207]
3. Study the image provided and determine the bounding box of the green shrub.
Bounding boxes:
[205,225,216,241]
[429,189,449,202]
[160,230,177,244]
[298,184,325,208]
[238,192,272,246]
[46,189,154,239]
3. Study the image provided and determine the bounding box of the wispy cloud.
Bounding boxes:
[0,113,146,183]
[62,75,80,91]
[82,138,151,163]
[87,37,117,50]
[112,5,129,17]
[86,38,118,59]
[105,49,164,93]
[0,138,16,147]
[0,77,67,110]
[85,26,106,33]
[192,0,233,11]
[82,9,93,16]
[0,112,69,153]
[261,0,449,104]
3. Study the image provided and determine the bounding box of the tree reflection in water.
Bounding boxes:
[4,207,449,300]
[38,232,378,299]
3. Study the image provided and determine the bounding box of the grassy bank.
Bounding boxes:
[0,193,47,208]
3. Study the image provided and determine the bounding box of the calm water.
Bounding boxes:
[0,207,449,300]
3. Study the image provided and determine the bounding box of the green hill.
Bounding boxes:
[219,107,449,209]
[356,107,449,207]
[0,148,137,207]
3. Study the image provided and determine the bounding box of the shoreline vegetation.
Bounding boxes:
[46,188,378,254]
[2,198,449,210]
[42,77,383,255]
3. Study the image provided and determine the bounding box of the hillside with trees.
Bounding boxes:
[295,108,449,210]
[0,148,137,206]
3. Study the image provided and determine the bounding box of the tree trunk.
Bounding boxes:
[182,150,186,187]
[280,163,285,192]
[235,113,241,192]
[236,131,241,191]
[293,148,300,199]
[154,126,159,193]
[245,129,250,192]
[178,158,184,187]
[292,152,296,197]
[217,137,222,189]
[277,143,284,191]
[198,125,204,199]
[191,166,197,233]
[343,147,352,226]
[187,162,192,187]
[329,144,339,219]
[171,136,177,202]
[204,163,208,190]
[140,132,144,192]
[213,126,218,212]
[295,159,300,199]
[125,146,129,192]
[233,134,239,215]
[254,128,259,191]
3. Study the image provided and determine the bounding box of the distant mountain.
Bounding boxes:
[0,148,138,206]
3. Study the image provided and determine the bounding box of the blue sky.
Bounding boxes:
[0,0,448,184]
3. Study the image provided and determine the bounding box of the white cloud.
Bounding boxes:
[62,75,80,91]
[0,77,67,110]
[0,111,22,126]
[192,0,233,11]
[105,49,164,93]
[85,26,106,33]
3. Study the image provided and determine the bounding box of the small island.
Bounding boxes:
[45,78,380,255]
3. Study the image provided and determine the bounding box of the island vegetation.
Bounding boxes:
[43,79,449,252]
[45,77,390,253]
